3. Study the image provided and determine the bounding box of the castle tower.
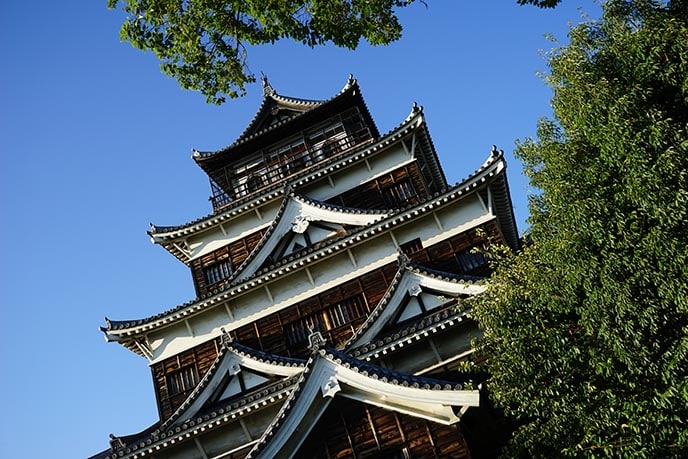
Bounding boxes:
[91,76,519,459]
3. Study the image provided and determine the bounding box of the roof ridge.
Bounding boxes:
[194,75,359,161]
[349,302,473,359]
[230,191,390,282]
[150,108,425,239]
[105,149,506,334]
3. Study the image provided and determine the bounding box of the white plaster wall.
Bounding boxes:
[146,192,493,364]
[187,199,281,261]
[303,146,414,202]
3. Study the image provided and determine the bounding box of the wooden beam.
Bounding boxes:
[346,249,357,268]
[264,285,274,304]
[193,438,209,459]
[389,231,400,249]
[432,211,443,231]
[339,411,356,457]
[305,267,315,286]
[239,419,253,441]
[184,319,195,337]
[365,405,382,451]
[224,303,234,321]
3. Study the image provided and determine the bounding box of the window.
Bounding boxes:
[232,157,267,197]
[322,295,366,329]
[203,259,232,286]
[456,249,487,273]
[268,139,309,176]
[285,294,367,347]
[382,179,417,208]
[400,238,423,256]
[167,365,198,396]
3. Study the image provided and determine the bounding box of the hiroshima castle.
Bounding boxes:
[91,76,519,459]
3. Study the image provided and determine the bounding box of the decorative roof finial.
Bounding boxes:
[412,101,422,113]
[109,434,125,451]
[347,73,355,85]
[308,330,327,351]
[491,145,498,156]
[398,250,411,269]
[220,327,233,347]
[261,73,275,97]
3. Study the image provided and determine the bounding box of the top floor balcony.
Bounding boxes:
[209,107,374,212]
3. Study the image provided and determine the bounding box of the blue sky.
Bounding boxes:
[1,1,597,457]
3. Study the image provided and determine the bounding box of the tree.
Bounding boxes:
[472,0,688,456]
[107,0,561,104]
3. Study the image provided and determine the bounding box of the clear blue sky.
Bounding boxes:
[1,2,597,457]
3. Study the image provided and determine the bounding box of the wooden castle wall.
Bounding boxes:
[326,162,429,210]
[152,262,397,419]
[297,398,471,458]
[403,221,504,277]
[190,229,267,297]
[230,262,399,358]
[152,338,221,421]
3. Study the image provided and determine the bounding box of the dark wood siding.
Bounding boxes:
[327,162,430,210]
[405,222,504,277]
[152,338,221,421]
[190,229,267,297]
[297,398,471,458]
[231,262,399,358]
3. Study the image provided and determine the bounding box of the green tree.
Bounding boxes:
[472,0,688,456]
[107,0,561,104]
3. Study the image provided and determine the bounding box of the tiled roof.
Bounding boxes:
[96,338,308,459]
[230,191,389,281]
[246,347,476,458]
[348,301,474,360]
[99,375,300,459]
[343,260,482,351]
[192,75,359,160]
[103,147,508,343]
[159,336,305,431]
[148,106,426,243]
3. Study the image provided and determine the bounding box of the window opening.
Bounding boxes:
[167,365,198,396]
[382,179,417,208]
[456,249,487,273]
[203,259,233,286]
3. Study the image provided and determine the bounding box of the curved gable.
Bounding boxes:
[246,348,479,458]
[234,193,389,281]
[344,262,486,350]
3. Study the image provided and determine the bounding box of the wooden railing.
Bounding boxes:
[210,125,374,212]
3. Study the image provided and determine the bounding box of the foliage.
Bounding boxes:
[471,0,688,456]
[107,0,562,104]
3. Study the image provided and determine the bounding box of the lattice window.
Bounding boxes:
[382,179,417,208]
[203,259,233,286]
[285,293,367,347]
[455,249,487,273]
[167,365,198,396]
[400,238,423,256]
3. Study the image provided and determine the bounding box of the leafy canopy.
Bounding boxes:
[107,0,561,104]
[472,0,688,456]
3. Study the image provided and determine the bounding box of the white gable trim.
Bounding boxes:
[346,269,486,349]
[249,353,479,458]
[236,194,388,281]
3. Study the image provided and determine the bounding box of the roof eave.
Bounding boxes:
[104,150,508,341]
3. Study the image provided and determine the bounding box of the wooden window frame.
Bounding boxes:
[166,364,199,396]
